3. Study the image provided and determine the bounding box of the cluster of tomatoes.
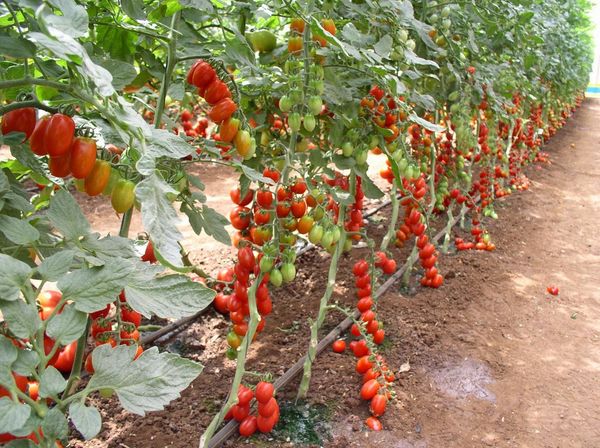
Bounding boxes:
[225,381,279,436]
[287,17,336,54]
[394,177,427,247]
[179,109,208,139]
[360,85,407,146]
[2,107,136,214]
[455,218,496,251]
[84,291,144,374]
[331,258,396,431]
[214,246,274,356]
[324,173,365,242]
[186,59,256,159]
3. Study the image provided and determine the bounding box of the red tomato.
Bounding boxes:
[258,397,278,418]
[1,107,36,140]
[232,403,250,422]
[257,414,277,433]
[357,296,373,313]
[373,329,385,345]
[51,341,78,373]
[213,293,230,314]
[356,355,373,374]
[141,241,157,263]
[38,290,62,308]
[382,258,397,274]
[238,415,257,437]
[49,154,71,178]
[237,385,254,406]
[219,118,240,142]
[90,303,111,320]
[255,381,274,403]
[370,394,387,416]
[365,416,383,431]
[256,189,274,209]
[121,307,142,327]
[229,187,254,206]
[29,116,50,155]
[290,198,307,218]
[69,137,97,179]
[332,339,346,353]
[44,114,75,157]
[204,80,231,105]
[208,98,237,123]
[191,61,217,89]
[230,206,251,230]
[361,379,380,400]
[353,260,369,277]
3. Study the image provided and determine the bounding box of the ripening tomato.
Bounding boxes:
[290,17,305,33]
[230,206,251,230]
[111,179,136,213]
[220,117,240,142]
[208,98,237,124]
[191,61,217,89]
[49,153,71,178]
[69,137,97,179]
[288,36,303,53]
[29,116,50,155]
[44,114,75,157]
[38,290,62,308]
[234,130,252,157]
[1,107,36,140]
[84,160,111,196]
[322,19,337,35]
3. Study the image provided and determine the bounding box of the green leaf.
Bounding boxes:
[95,26,137,61]
[80,234,136,261]
[136,174,184,267]
[405,49,439,68]
[0,254,32,301]
[0,36,36,58]
[518,11,535,24]
[0,335,19,386]
[94,58,137,90]
[374,35,393,58]
[0,299,40,339]
[47,190,90,240]
[199,206,231,246]
[0,216,39,245]
[0,398,31,434]
[41,407,69,441]
[409,113,445,132]
[9,142,45,175]
[39,366,67,398]
[45,0,89,38]
[180,0,214,12]
[46,304,87,344]
[69,402,102,440]
[125,273,215,319]
[12,350,39,377]
[36,250,75,281]
[58,260,134,313]
[122,0,146,19]
[87,345,202,415]
[137,129,195,175]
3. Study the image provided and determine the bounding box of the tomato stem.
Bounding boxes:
[60,317,92,401]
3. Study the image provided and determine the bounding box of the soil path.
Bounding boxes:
[341,98,600,448]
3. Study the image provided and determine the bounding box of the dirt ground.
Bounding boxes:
[74,98,600,448]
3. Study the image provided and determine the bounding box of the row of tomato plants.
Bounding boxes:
[0,0,592,446]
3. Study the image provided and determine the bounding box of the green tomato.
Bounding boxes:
[111,179,136,213]
[247,30,277,53]
[309,224,324,244]
[102,170,121,196]
[280,95,293,113]
[321,230,334,248]
[259,256,274,273]
[308,95,323,115]
[313,206,325,221]
[343,239,353,252]
[281,263,296,283]
[270,268,283,287]
[398,29,409,43]
[342,142,354,157]
[355,150,368,166]
[303,115,316,132]
[226,347,237,360]
[288,112,302,132]
[290,89,303,105]
[330,226,341,243]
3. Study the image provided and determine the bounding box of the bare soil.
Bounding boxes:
[74,98,600,448]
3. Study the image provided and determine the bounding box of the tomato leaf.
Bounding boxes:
[199,205,231,246]
[39,366,67,398]
[137,129,195,175]
[0,398,31,434]
[46,304,88,345]
[41,407,69,441]
[87,345,203,416]
[12,350,40,378]
[136,174,184,267]
[409,113,445,133]
[0,215,40,245]
[125,273,215,319]
[44,0,89,38]
[0,335,19,386]
[69,402,102,440]
[0,254,32,301]
[0,36,36,58]
[80,235,137,261]
[47,190,90,240]
[36,250,75,281]
[0,299,40,339]
[58,259,134,313]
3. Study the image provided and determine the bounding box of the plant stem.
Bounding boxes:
[60,317,91,401]
[296,176,352,400]
[441,204,454,253]
[0,100,59,116]
[199,274,264,448]
[119,209,133,238]
[154,11,180,129]
[380,185,399,251]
